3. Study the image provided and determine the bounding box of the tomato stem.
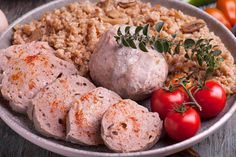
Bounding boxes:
[179,80,202,111]
[173,103,188,113]
[163,81,175,92]
[183,102,196,105]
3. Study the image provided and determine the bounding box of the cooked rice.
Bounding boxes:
[12,0,236,94]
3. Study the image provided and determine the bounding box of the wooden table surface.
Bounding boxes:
[0,0,236,157]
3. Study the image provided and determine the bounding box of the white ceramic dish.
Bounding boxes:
[0,0,236,157]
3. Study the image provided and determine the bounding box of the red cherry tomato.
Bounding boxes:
[193,81,226,119]
[151,88,188,120]
[217,0,236,26]
[164,107,201,142]
[205,8,232,29]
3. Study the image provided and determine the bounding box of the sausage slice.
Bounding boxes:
[101,99,162,152]
[0,42,54,83]
[30,74,95,139]
[66,87,121,145]
[1,42,78,113]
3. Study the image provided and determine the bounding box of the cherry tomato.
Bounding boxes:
[164,107,201,142]
[205,8,232,29]
[151,88,188,120]
[192,81,226,119]
[217,0,236,26]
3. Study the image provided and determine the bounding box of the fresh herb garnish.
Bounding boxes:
[114,23,224,78]
[184,38,223,78]
[114,22,172,53]
[155,22,165,32]
[184,39,195,49]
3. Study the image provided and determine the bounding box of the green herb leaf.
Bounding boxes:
[163,40,170,52]
[212,50,222,56]
[206,45,212,51]
[127,39,137,49]
[121,37,129,47]
[135,26,143,34]
[155,22,164,33]
[117,27,122,36]
[217,58,224,62]
[174,44,180,54]
[172,34,177,39]
[154,40,164,53]
[209,38,214,43]
[125,26,131,34]
[197,54,203,66]
[114,36,120,42]
[206,67,214,78]
[184,39,195,49]
[139,42,148,52]
[143,24,149,36]
[196,39,204,46]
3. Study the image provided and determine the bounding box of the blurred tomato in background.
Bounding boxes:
[205,7,232,29]
[181,0,216,6]
[181,0,236,34]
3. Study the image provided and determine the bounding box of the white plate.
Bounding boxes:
[0,0,236,157]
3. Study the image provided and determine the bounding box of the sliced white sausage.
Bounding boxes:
[1,42,78,113]
[30,74,95,139]
[66,87,121,145]
[101,99,162,152]
[0,42,54,83]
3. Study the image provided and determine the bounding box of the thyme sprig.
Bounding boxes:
[114,22,173,53]
[114,23,224,78]
[183,38,223,77]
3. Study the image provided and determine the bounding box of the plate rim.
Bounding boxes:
[0,0,236,157]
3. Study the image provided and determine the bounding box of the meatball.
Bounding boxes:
[89,26,168,101]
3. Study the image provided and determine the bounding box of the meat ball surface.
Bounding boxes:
[89,26,168,101]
